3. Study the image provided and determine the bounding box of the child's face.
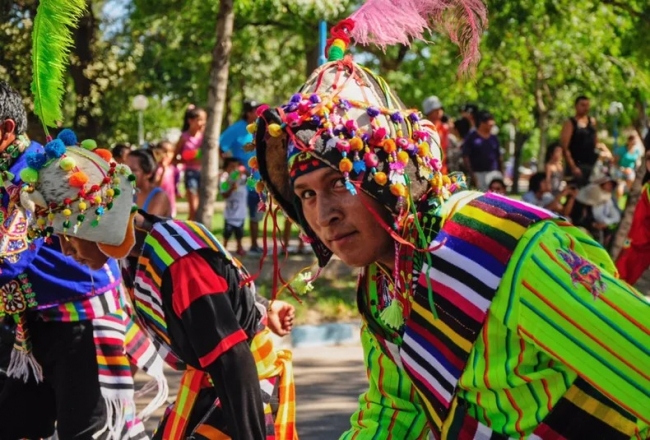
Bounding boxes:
[553,146,562,161]
[190,111,207,132]
[161,143,175,165]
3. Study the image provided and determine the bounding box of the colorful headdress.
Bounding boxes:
[19,130,137,259]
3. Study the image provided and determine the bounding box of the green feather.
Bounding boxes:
[31,0,87,131]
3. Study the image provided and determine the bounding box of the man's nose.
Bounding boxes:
[316,194,341,227]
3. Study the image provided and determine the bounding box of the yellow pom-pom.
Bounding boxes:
[94,195,102,204]
[442,175,451,185]
[397,150,409,164]
[417,142,430,157]
[48,213,55,221]
[374,172,388,186]
[248,156,258,170]
[106,188,115,197]
[59,157,76,171]
[246,123,257,134]
[390,183,406,197]
[268,124,283,137]
[78,201,87,211]
[37,218,46,226]
[19,167,39,184]
[349,137,364,151]
[62,208,72,217]
[339,158,353,173]
[113,177,121,185]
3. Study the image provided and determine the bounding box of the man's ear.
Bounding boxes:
[1,119,16,140]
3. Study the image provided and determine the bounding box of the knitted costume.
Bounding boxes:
[251,13,650,439]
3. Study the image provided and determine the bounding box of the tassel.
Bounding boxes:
[7,312,43,382]
[346,0,487,71]
[380,299,405,330]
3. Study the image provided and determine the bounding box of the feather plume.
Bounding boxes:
[348,0,487,72]
[31,0,87,130]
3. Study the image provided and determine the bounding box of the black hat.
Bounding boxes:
[243,100,260,114]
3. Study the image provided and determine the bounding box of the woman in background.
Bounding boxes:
[174,105,206,221]
[127,149,172,217]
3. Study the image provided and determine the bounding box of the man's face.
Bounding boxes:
[480,118,495,132]
[575,99,590,116]
[426,108,444,122]
[293,167,395,268]
[58,235,109,270]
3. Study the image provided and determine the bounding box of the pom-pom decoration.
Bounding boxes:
[20,167,40,184]
[93,148,112,163]
[57,128,78,146]
[25,151,48,170]
[69,171,89,188]
[379,300,404,330]
[44,139,66,159]
[80,139,97,150]
[59,156,76,171]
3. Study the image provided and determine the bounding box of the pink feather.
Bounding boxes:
[348,0,488,72]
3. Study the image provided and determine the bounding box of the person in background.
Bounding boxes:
[544,141,564,195]
[220,100,265,254]
[422,96,449,173]
[567,175,620,245]
[127,149,171,217]
[487,177,507,195]
[453,103,478,140]
[614,134,642,197]
[151,140,179,217]
[220,158,248,256]
[111,143,131,164]
[522,172,566,213]
[616,151,650,284]
[560,95,598,187]
[174,105,206,221]
[462,111,503,191]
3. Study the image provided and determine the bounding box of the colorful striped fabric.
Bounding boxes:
[400,192,554,434]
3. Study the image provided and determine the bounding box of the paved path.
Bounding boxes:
[136,343,366,439]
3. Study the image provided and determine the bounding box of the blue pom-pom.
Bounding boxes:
[57,129,78,146]
[44,139,66,159]
[353,160,367,174]
[345,180,357,195]
[25,151,47,170]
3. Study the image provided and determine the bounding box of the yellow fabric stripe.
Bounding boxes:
[564,385,638,434]
[462,205,527,239]
[411,301,472,352]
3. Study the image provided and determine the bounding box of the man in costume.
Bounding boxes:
[18,137,297,440]
[0,84,167,439]
[250,6,650,438]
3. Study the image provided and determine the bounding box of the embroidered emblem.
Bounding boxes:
[557,248,606,299]
[0,185,29,263]
[0,274,37,316]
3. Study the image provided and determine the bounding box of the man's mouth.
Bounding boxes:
[328,231,356,244]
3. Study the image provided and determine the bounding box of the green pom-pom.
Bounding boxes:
[289,271,314,295]
[106,202,114,210]
[80,139,97,150]
[328,46,344,61]
[114,188,121,196]
[127,174,136,182]
[91,219,100,227]
[77,214,85,222]
[379,300,404,330]
[130,205,138,213]
[63,220,71,229]
[19,167,39,184]
[59,156,76,171]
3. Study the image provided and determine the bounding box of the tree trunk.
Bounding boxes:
[511,131,531,194]
[69,3,101,140]
[195,0,235,226]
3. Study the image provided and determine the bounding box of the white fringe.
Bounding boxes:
[136,375,169,421]
[7,347,43,383]
[93,398,130,440]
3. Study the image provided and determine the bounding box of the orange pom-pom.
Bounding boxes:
[69,171,89,187]
[94,148,112,162]
[383,139,397,154]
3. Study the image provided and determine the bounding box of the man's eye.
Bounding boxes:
[333,178,345,188]
[300,190,315,200]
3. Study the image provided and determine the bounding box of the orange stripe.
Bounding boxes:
[198,329,248,368]
[504,388,525,437]
[523,280,650,383]
[599,295,650,337]
[482,320,491,389]
[513,337,531,383]
[518,326,650,426]
[194,423,230,439]
[540,378,553,412]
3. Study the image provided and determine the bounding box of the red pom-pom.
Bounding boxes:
[49,202,57,209]
[69,171,89,187]
[94,148,113,162]
[90,184,101,193]
[103,176,111,184]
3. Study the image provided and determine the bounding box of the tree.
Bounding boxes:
[195,0,235,225]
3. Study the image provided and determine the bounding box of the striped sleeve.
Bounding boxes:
[169,252,248,369]
[340,324,430,440]
[500,220,650,430]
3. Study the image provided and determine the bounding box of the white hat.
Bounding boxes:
[422,96,443,115]
[19,132,137,259]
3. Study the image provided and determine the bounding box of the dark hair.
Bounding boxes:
[181,105,205,132]
[111,143,131,160]
[241,100,259,120]
[544,141,562,164]
[574,95,589,106]
[489,178,506,189]
[477,111,494,125]
[0,81,27,135]
[128,149,158,182]
[222,157,242,170]
[529,172,547,193]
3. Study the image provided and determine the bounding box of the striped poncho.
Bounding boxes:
[342,191,650,439]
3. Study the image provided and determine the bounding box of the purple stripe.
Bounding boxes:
[484,192,554,220]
